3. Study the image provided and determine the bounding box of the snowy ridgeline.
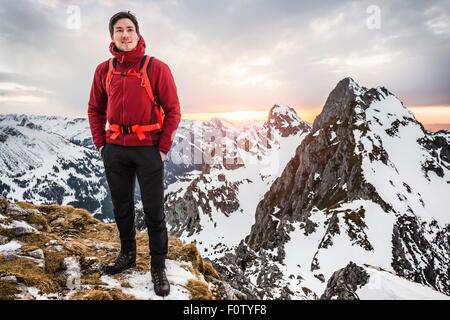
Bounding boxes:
[1,78,450,300]
[0,105,309,218]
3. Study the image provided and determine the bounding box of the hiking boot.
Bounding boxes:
[151,268,170,297]
[103,251,136,275]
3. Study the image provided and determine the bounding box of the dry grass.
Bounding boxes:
[168,239,221,300]
[120,280,132,288]
[24,211,50,232]
[81,273,106,286]
[14,201,37,209]
[0,281,19,300]
[64,241,93,262]
[3,200,223,300]
[70,288,136,300]
[20,244,40,253]
[0,256,61,293]
[135,232,150,271]
[0,225,14,238]
[44,250,67,273]
[185,279,214,300]
[169,240,220,279]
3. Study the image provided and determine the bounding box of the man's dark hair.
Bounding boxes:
[109,11,140,38]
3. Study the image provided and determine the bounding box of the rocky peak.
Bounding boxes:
[245,78,434,252]
[266,104,310,137]
[242,77,450,298]
[312,77,367,131]
[246,79,384,252]
[320,262,369,300]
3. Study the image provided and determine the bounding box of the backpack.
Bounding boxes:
[104,55,164,140]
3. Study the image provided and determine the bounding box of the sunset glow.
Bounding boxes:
[182,110,270,122]
[182,105,450,130]
[409,106,450,124]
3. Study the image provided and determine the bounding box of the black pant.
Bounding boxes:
[102,143,167,269]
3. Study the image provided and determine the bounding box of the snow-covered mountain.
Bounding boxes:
[0,114,109,218]
[164,105,311,258]
[0,105,310,225]
[1,78,449,300]
[0,106,309,300]
[0,114,94,148]
[214,78,450,299]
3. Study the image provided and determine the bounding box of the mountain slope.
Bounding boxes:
[0,118,108,216]
[0,114,93,148]
[1,80,448,300]
[164,105,311,260]
[218,78,450,299]
[321,262,449,300]
[0,108,308,225]
[0,195,238,300]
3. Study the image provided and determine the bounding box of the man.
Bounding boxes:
[87,11,181,297]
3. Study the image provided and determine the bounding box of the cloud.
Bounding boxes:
[425,4,450,36]
[309,11,345,36]
[0,80,50,103]
[0,96,46,103]
[0,0,448,118]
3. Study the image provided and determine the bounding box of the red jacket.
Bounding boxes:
[87,36,181,154]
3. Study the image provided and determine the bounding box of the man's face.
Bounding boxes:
[112,18,139,52]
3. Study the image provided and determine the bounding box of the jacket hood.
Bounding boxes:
[109,35,146,65]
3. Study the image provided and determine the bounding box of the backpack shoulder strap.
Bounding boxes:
[139,55,147,70]
[140,56,164,127]
[105,58,116,96]
[145,56,157,104]
[140,56,156,104]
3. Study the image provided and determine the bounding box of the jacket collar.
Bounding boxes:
[109,35,146,65]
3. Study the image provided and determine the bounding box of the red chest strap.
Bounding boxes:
[105,55,165,140]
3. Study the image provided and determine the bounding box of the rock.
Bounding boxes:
[93,242,115,251]
[27,249,44,260]
[52,217,65,225]
[4,203,31,218]
[45,240,64,251]
[0,275,18,283]
[213,243,262,299]
[165,174,241,236]
[392,216,450,295]
[320,262,370,300]
[0,235,9,245]
[0,239,22,254]
[63,257,81,290]
[267,104,311,138]
[15,284,36,300]
[0,195,8,214]
[83,256,102,273]
[3,252,45,268]
[205,275,247,300]
[5,220,37,236]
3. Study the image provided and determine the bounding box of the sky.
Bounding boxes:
[0,0,449,127]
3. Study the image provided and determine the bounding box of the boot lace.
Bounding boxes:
[152,269,168,286]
